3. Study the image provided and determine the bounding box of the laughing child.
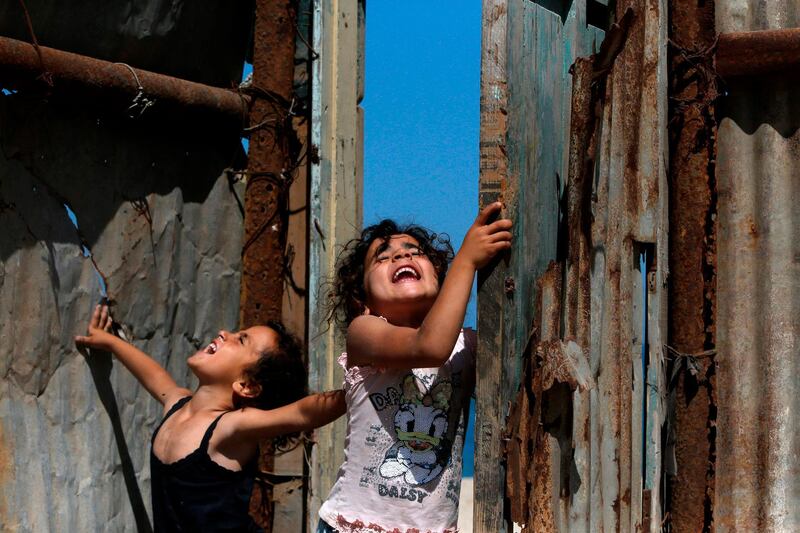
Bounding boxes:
[76,304,345,532]
[317,202,511,532]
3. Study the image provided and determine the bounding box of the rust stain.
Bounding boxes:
[241,0,298,327]
[504,262,562,531]
[530,432,556,533]
[745,216,759,239]
[667,0,718,530]
[0,418,12,523]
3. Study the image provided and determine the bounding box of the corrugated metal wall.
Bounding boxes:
[478,0,669,530]
[0,100,245,531]
[0,2,365,530]
[715,1,800,531]
[481,0,799,531]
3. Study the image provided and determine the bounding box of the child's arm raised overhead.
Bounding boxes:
[75,304,191,408]
[232,390,346,440]
[348,201,512,368]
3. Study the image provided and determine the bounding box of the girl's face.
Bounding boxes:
[362,234,440,321]
[188,326,276,386]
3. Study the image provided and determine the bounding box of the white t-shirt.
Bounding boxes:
[318,329,476,533]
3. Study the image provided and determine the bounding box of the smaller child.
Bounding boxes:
[76,304,345,532]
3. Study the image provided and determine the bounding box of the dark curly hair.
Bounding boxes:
[237,320,306,411]
[327,220,454,331]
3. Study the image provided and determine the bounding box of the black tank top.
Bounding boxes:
[150,397,263,532]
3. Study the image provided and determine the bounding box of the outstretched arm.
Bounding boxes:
[347,201,512,368]
[232,390,346,441]
[75,304,190,407]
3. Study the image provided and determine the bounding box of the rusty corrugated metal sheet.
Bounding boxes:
[588,2,670,529]
[271,1,316,528]
[487,0,670,530]
[714,1,800,531]
[0,95,244,531]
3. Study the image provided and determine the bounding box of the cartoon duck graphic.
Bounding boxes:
[379,374,453,485]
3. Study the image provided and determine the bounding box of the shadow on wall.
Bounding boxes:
[0,92,246,530]
[719,75,800,138]
[0,93,245,262]
[85,348,153,533]
[0,1,253,87]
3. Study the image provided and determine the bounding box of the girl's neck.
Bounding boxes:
[378,307,428,328]
[189,383,235,412]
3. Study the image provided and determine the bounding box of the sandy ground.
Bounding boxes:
[458,477,521,533]
[458,477,474,532]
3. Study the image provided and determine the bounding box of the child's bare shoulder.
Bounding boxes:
[349,314,390,327]
[161,388,193,414]
[347,314,394,339]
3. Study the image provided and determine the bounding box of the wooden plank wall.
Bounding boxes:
[476,1,601,530]
[307,0,365,530]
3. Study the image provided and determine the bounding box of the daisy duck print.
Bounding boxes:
[379,374,453,486]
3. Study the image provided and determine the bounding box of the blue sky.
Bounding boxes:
[364,2,482,476]
[363,2,482,329]
[243,3,482,330]
[243,2,482,475]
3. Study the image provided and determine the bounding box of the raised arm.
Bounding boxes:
[232,390,346,441]
[75,304,190,406]
[348,202,512,368]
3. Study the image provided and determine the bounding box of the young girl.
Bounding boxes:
[318,202,512,532]
[75,304,345,532]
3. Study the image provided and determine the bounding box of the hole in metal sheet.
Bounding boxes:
[634,242,655,482]
[527,0,574,23]
[541,381,580,496]
[63,203,107,296]
[586,0,610,30]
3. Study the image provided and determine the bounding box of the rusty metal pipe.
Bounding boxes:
[240,0,299,529]
[716,27,800,77]
[0,35,249,123]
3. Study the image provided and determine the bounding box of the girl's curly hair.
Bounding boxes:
[238,320,306,411]
[327,220,454,331]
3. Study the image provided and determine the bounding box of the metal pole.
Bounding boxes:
[716,28,800,77]
[0,35,249,123]
[240,1,298,530]
[240,0,297,326]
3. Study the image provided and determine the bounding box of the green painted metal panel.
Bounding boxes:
[476,0,603,530]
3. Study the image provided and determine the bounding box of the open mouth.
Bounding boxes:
[203,335,223,354]
[407,440,432,451]
[392,265,421,283]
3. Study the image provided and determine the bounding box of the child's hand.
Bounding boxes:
[75,304,116,352]
[457,202,512,269]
